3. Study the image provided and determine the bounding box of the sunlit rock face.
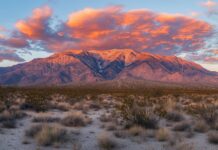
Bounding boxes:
[0,49,217,86]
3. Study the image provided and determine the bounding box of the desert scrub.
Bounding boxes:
[0,110,26,128]
[32,115,60,123]
[155,128,170,141]
[25,124,68,146]
[118,96,159,129]
[208,131,218,144]
[21,91,50,112]
[128,125,146,136]
[97,132,117,150]
[61,112,92,127]
[187,104,218,127]
[166,111,184,122]
[173,121,191,132]
[193,120,209,133]
[114,130,127,138]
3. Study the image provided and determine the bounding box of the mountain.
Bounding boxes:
[0,49,217,86]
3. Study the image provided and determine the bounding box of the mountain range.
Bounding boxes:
[0,49,217,86]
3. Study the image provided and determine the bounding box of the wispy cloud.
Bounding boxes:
[0,49,24,62]
[201,0,218,15]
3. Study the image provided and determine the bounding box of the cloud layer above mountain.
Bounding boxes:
[0,6,216,62]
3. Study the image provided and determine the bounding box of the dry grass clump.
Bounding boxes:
[89,102,101,110]
[99,114,113,122]
[114,130,127,138]
[50,102,70,111]
[193,120,209,133]
[118,96,160,129]
[0,101,5,113]
[208,131,218,144]
[61,112,92,127]
[25,124,68,146]
[173,121,191,132]
[25,124,44,137]
[97,132,117,150]
[173,142,195,150]
[155,128,170,141]
[73,102,86,111]
[32,115,60,123]
[128,125,146,137]
[0,110,26,128]
[105,122,117,131]
[166,111,184,122]
[190,104,218,128]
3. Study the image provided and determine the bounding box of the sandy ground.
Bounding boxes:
[0,108,217,150]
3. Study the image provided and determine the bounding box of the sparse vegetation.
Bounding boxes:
[128,125,146,136]
[32,115,60,123]
[61,112,92,127]
[173,121,191,132]
[0,86,217,149]
[97,132,117,150]
[208,131,218,144]
[166,111,184,122]
[155,128,170,141]
[194,120,209,133]
[25,124,68,146]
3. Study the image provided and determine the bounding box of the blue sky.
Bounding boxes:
[0,0,217,71]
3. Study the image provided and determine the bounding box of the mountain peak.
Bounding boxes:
[0,49,217,86]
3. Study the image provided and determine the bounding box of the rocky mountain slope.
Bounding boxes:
[0,49,217,86]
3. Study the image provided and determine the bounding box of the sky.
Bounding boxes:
[0,0,218,71]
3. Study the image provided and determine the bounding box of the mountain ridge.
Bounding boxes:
[0,49,217,86]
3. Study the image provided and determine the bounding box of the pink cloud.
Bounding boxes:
[15,6,52,39]
[63,7,213,55]
[0,6,215,60]
[202,0,217,9]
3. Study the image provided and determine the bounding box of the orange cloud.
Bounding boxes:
[0,6,214,57]
[64,7,213,55]
[15,6,52,39]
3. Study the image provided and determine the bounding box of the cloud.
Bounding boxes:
[15,6,53,40]
[0,36,28,48]
[201,0,218,15]
[0,26,6,32]
[0,49,25,62]
[202,0,217,8]
[64,7,213,55]
[185,48,218,64]
[0,6,214,57]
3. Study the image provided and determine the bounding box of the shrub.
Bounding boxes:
[32,116,60,123]
[25,124,43,137]
[194,120,209,133]
[25,124,68,146]
[97,132,117,150]
[192,104,218,127]
[0,110,25,128]
[61,112,91,127]
[36,125,68,146]
[166,111,184,122]
[114,130,127,138]
[49,101,70,111]
[2,119,16,128]
[173,121,191,132]
[99,114,112,122]
[208,131,218,144]
[118,96,159,129]
[128,125,146,136]
[155,128,170,141]
[105,123,117,131]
